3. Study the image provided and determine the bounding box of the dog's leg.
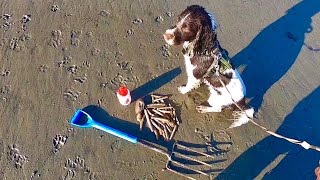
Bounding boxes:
[178,55,201,94]
[196,87,222,113]
[196,105,222,113]
[178,76,200,94]
[196,102,222,113]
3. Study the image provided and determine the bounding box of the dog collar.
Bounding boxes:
[203,47,232,78]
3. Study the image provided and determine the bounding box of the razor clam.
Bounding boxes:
[169,125,178,140]
[152,95,170,102]
[150,119,163,133]
[152,117,175,127]
[144,109,154,132]
[152,109,170,119]
[162,123,169,141]
[139,114,146,131]
[135,99,145,115]
[147,103,166,108]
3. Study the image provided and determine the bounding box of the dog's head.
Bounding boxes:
[163,5,217,54]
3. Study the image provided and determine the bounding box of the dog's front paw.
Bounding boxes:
[196,105,211,113]
[178,86,190,94]
[196,105,221,113]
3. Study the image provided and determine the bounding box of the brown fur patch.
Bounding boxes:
[190,55,214,79]
[204,73,232,88]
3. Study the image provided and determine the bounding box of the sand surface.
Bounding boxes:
[0,0,319,179]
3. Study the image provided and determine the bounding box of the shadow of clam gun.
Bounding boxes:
[216,86,320,179]
[72,105,226,179]
[231,0,320,111]
[130,67,181,102]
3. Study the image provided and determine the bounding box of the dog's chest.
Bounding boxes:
[183,55,195,76]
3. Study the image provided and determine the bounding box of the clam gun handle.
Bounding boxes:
[91,121,138,144]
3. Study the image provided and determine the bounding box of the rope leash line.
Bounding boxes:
[217,76,320,152]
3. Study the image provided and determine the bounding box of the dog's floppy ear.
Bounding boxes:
[193,24,216,55]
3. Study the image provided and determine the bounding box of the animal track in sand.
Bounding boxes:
[82,61,90,68]
[1,14,32,31]
[56,55,72,68]
[110,139,122,153]
[1,69,10,76]
[1,14,12,31]
[7,33,31,51]
[74,73,87,84]
[21,14,31,31]
[19,33,32,41]
[106,73,139,91]
[132,18,143,25]
[97,97,104,107]
[166,12,174,17]
[51,5,61,12]
[0,85,11,94]
[38,65,49,72]
[155,16,164,23]
[70,30,82,46]
[66,65,78,74]
[117,61,133,72]
[9,37,22,51]
[160,44,171,58]
[100,10,110,17]
[91,48,100,56]
[156,61,171,70]
[63,89,81,102]
[52,134,68,154]
[64,156,96,180]
[0,38,8,47]
[7,144,28,169]
[49,30,62,48]
[30,170,41,179]
[126,29,134,36]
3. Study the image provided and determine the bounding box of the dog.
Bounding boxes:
[163,5,254,128]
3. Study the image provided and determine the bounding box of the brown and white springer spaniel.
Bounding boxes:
[163,5,254,128]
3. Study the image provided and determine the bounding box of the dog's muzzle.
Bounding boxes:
[163,28,176,45]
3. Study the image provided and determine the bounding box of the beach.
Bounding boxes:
[0,0,320,179]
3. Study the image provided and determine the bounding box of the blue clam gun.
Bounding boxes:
[70,109,218,179]
[70,109,137,143]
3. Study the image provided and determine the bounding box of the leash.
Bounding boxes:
[213,54,320,152]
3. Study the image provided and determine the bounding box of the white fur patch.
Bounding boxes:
[183,41,190,49]
[229,108,254,128]
[234,69,246,96]
[178,54,201,94]
[164,28,176,45]
[177,13,191,28]
[204,69,246,111]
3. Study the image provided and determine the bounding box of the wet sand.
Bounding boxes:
[0,0,319,179]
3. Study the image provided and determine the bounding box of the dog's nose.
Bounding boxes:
[163,33,173,40]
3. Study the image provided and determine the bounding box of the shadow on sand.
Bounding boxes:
[216,0,320,179]
[216,86,320,179]
[131,67,182,102]
[231,0,320,111]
